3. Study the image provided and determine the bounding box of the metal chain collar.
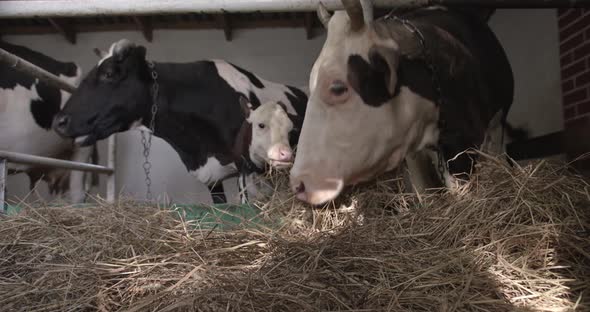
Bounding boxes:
[384,12,448,182]
[140,60,159,201]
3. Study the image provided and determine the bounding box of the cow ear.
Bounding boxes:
[93,48,108,59]
[239,95,251,119]
[276,101,289,113]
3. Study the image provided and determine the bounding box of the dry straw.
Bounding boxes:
[0,151,589,311]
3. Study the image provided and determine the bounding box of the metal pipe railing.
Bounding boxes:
[0,151,114,175]
[0,48,77,93]
[0,0,588,18]
[0,150,116,211]
[0,159,6,212]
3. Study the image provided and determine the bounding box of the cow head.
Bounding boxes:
[290,0,434,205]
[52,39,151,146]
[239,96,294,169]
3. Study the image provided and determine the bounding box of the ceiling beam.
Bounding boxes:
[1,0,588,19]
[132,16,153,42]
[217,13,232,41]
[0,17,320,37]
[303,12,314,40]
[47,18,76,44]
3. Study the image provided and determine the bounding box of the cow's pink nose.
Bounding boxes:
[278,147,293,162]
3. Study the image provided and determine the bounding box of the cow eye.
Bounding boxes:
[102,70,115,80]
[329,80,348,96]
[258,123,266,129]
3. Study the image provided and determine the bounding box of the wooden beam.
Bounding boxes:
[132,16,153,42]
[47,18,76,44]
[303,12,314,39]
[218,13,232,41]
[0,17,316,35]
[506,131,564,161]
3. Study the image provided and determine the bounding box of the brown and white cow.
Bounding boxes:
[290,0,524,205]
[234,96,295,203]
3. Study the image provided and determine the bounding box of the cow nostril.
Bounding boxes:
[56,115,70,128]
[295,181,305,194]
[279,148,292,160]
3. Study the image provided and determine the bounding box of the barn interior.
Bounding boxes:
[0,1,589,311]
[2,4,583,204]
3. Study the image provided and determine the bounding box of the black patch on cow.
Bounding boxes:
[286,86,308,117]
[229,62,265,89]
[248,91,261,108]
[395,56,437,103]
[1,40,78,129]
[347,54,393,107]
[30,81,63,130]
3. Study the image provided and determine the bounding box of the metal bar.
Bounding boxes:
[430,0,590,7]
[0,48,77,93]
[0,158,6,213]
[0,0,586,19]
[106,135,116,203]
[0,151,114,175]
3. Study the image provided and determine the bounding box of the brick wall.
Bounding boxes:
[558,9,590,169]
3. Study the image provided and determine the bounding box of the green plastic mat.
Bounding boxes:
[2,202,279,231]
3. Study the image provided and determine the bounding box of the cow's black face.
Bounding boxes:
[53,40,151,146]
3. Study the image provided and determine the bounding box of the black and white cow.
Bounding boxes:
[290,0,526,205]
[0,40,98,203]
[52,39,307,204]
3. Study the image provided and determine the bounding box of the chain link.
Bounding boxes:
[386,13,447,182]
[140,60,159,201]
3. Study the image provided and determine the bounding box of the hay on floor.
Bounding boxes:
[0,152,589,312]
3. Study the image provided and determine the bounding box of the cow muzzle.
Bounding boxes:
[268,144,293,168]
[290,173,344,206]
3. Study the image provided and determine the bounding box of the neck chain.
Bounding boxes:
[140,60,159,201]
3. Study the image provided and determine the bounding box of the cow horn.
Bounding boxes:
[317,2,332,28]
[360,0,373,23]
[342,0,365,32]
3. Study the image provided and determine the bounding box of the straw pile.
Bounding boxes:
[1,152,589,312]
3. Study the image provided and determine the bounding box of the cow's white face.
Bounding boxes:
[290,4,439,205]
[245,100,294,169]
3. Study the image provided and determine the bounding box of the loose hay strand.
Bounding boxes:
[0,154,589,311]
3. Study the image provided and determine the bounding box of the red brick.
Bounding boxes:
[564,105,577,120]
[559,9,582,28]
[560,32,584,54]
[560,14,590,40]
[576,70,590,87]
[564,88,588,105]
[574,41,590,60]
[579,99,590,115]
[563,80,575,93]
[561,52,573,66]
[561,59,586,79]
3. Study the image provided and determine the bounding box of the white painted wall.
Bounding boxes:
[489,9,564,136]
[3,9,564,205]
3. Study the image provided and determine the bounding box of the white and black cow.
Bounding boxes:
[53,39,307,204]
[290,0,527,205]
[0,40,98,203]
